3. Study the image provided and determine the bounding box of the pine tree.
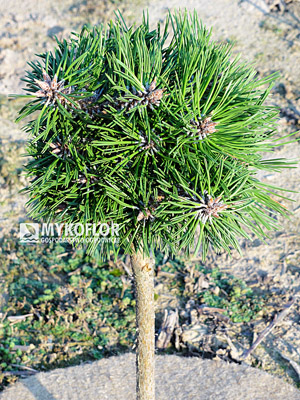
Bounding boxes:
[17,10,295,400]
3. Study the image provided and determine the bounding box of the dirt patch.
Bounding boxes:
[1,353,300,400]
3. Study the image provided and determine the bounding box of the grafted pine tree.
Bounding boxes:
[17,10,295,400]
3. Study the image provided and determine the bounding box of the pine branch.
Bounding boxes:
[16,10,296,259]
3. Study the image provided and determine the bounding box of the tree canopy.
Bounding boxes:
[17,11,295,259]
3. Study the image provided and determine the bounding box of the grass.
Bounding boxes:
[0,236,136,390]
[0,235,286,390]
[156,255,268,323]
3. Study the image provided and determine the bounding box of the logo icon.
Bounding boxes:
[20,223,39,243]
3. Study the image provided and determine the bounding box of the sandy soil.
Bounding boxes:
[1,353,300,400]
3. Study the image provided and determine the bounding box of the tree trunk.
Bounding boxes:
[131,249,155,400]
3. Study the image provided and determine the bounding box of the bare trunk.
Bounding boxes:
[131,249,155,400]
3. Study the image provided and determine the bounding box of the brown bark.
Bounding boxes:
[131,248,155,400]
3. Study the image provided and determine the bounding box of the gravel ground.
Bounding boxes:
[1,353,300,400]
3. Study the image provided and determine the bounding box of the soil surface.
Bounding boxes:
[1,353,300,400]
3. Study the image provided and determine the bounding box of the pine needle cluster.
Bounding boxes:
[17,11,295,259]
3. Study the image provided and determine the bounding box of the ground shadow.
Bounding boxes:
[240,0,300,31]
[22,376,57,400]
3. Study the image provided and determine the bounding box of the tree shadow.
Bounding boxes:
[21,375,57,400]
[240,0,300,31]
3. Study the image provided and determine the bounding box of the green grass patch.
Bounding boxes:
[0,237,136,390]
[161,258,268,323]
[0,237,271,390]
